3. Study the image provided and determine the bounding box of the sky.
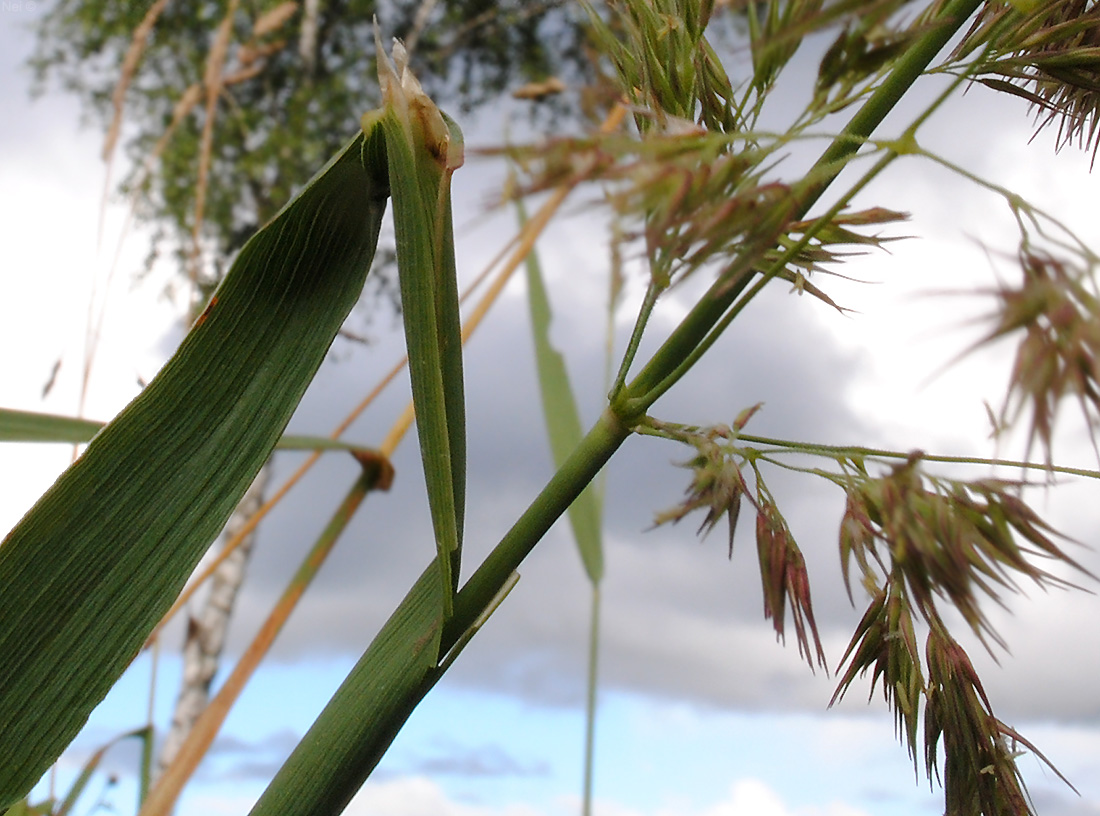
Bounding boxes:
[2,5,1100,816]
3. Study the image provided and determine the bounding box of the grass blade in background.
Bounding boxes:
[520,203,606,816]
[0,407,107,445]
[54,726,152,816]
[4,725,152,816]
[0,128,389,810]
[0,406,384,459]
[521,204,604,584]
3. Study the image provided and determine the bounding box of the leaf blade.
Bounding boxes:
[0,130,388,809]
[522,207,604,584]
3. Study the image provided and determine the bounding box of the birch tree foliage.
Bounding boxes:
[28,0,592,300]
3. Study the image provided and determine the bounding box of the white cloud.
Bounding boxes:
[684,779,871,816]
[347,776,546,816]
[345,776,871,816]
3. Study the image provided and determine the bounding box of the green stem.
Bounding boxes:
[733,433,1100,480]
[612,0,985,420]
[609,279,663,402]
[581,586,601,816]
[445,409,630,650]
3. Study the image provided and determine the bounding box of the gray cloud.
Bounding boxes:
[212,129,1100,727]
[194,730,302,783]
[400,741,550,779]
[4,14,1097,752]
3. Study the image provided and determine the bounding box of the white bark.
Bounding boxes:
[297,0,321,73]
[154,464,271,781]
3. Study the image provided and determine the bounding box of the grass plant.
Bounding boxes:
[4,1,1100,814]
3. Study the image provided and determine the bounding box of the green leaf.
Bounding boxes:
[0,407,381,459]
[521,203,604,585]
[0,407,105,444]
[367,35,466,618]
[0,129,389,810]
[248,560,445,816]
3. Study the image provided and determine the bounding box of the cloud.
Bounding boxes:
[677,779,871,816]
[402,741,551,779]
[344,776,873,816]
[214,166,1100,722]
[1028,788,1100,816]
[347,776,545,816]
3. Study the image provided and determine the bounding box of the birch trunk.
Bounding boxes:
[154,463,271,782]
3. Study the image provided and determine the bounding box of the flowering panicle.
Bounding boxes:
[492,128,797,287]
[838,455,1087,649]
[580,0,738,134]
[496,132,907,300]
[650,412,827,673]
[832,580,925,759]
[960,0,1100,164]
[748,0,826,94]
[973,244,1100,463]
[813,0,936,112]
[922,621,1067,816]
[651,427,750,555]
[756,207,911,312]
[755,493,828,671]
[831,454,1090,814]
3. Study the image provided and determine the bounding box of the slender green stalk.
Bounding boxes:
[734,433,1100,480]
[581,587,601,816]
[614,0,985,421]
[445,409,630,650]
[609,279,664,402]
